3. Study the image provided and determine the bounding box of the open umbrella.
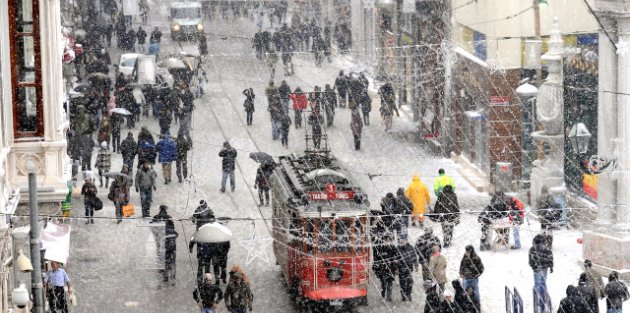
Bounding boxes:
[74,29,87,37]
[249,152,274,164]
[110,107,132,115]
[102,171,129,178]
[157,57,187,70]
[192,222,233,243]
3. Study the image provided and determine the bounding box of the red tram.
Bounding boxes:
[269,149,371,311]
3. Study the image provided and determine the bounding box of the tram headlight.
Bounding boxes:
[172,24,181,32]
[197,23,204,31]
[327,267,343,282]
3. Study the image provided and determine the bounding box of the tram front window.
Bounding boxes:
[318,220,333,253]
[334,219,351,252]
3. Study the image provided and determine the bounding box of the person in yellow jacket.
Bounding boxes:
[406,175,431,226]
[434,168,456,197]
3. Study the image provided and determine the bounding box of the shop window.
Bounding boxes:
[9,0,44,139]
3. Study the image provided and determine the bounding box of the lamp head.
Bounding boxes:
[16,249,33,272]
[12,283,29,308]
[568,123,591,154]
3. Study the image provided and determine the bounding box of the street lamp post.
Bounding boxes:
[26,161,44,313]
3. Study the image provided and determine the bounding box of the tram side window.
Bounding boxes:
[318,220,333,253]
[354,218,365,251]
[305,220,315,255]
[334,219,351,252]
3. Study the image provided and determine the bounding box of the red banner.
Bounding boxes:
[307,191,355,201]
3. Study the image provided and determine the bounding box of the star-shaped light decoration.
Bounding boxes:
[488,58,507,75]
[239,221,273,265]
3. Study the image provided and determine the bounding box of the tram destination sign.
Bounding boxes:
[307,191,355,200]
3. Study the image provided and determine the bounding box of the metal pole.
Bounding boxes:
[441,1,453,156]
[534,0,542,85]
[28,173,44,313]
[11,231,17,289]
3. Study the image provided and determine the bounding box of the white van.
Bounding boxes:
[169,2,204,40]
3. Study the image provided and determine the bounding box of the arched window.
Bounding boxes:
[9,0,44,139]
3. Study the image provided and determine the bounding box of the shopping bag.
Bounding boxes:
[122,204,135,217]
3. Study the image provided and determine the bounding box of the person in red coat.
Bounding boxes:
[290,87,307,128]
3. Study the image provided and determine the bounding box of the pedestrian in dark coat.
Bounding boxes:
[158,105,172,135]
[219,141,237,192]
[431,185,460,247]
[423,280,442,313]
[193,273,223,312]
[136,26,147,52]
[529,234,554,295]
[334,71,348,107]
[459,245,483,310]
[135,160,157,217]
[126,28,136,51]
[604,271,629,312]
[350,107,363,150]
[323,84,336,126]
[279,112,291,148]
[577,273,598,313]
[105,24,114,47]
[307,112,323,149]
[254,165,271,206]
[214,241,230,284]
[152,205,178,284]
[584,259,606,301]
[278,80,292,114]
[397,240,418,301]
[558,285,590,313]
[372,236,397,302]
[478,192,510,251]
[243,88,255,126]
[111,113,123,153]
[453,280,476,313]
[396,187,413,239]
[176,133,192,183]
[81,178,98,224]
[120,132,137,174]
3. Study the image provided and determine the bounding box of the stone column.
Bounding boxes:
[583,0,630,279]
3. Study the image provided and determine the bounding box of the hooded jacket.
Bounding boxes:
[433,173,456,197]
[406,176,431,219]
[156,134,177,163]
[605,274,629,310]
[528,234,554,271]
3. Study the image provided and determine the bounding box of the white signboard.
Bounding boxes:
[136,55,156,85]
[41,222,71,264]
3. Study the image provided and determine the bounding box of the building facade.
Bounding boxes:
[1,0,69,308]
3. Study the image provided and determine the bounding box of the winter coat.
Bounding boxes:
[459,251,484,279]
[415,233,441,264]
[255,167,270,190]
[350,109,363,137]
[432,185,460,224]
[539,198,562,229]
[137,28,147,44]
[81,182,98,203]
[193,283,223,308]
[433,173,456,197]
[334,75,348,93]
[424,285,442,313]
[397,242,418,274]
[605,280,629,310]
[558,285,590,313]
[156,136,177,163]
[453,280,476,313]
[135,167,157,190]
[290,93,308,110]
[395,190,413,216]
[176,135,192,160]
[214,241,230,261]
[379,194,398,229]
[95,148,112,171]
[120,137,137,161]
[308,114,323,135]
[224,281,254,311]
[372,243,397,282]
[406,176,431,219]
[152,211,178,251]
[479,196,510,224]
[109,177,130,202]
[244,95,255,113]
[219,147,237,171]
[576,281,598,313]
[429,252,448,285]
[584,267,605,299]
[266,50,278,67]
[278,83,291,100]
[508,197,525,225]
[138,141,157,165]
[97,121,112,143]
[528,236,554,271]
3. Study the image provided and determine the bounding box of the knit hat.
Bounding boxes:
[100,141,108,149]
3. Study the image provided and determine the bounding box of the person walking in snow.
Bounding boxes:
[95,141,112,187]
[583,259,606,303]
[577,273,598,313]
[430,185,459,247]
[433,168,456,197]
[406,175,431,227]
[153,205,178,285]
[219,141,237,192]
[334,71,348,108]
[224,269,253,313]
[323,84,336,126]
[529,234,554,296]
[397,239,418,302]
[350,106,363,150]
[81,177,98,224]
[395,188,413,239]
[428,244,448,299]
[290,87,307,128]
[193,273,223,313]
[120,132,137,175]
[604,271,629,313]
[279,112,291,148]
[415,228,441,282]
[372,235,397,302]
[243,88,256,126]
[308,111,323,149]
[254,165,271,206]
[459,245,484,310]
[176,133,192,183]
[135,160,157,217]
[156,132,177,184]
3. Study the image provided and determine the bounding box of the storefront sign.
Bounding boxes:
[583,173,598,200]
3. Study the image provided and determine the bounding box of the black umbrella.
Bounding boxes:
[249,152,274,164]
